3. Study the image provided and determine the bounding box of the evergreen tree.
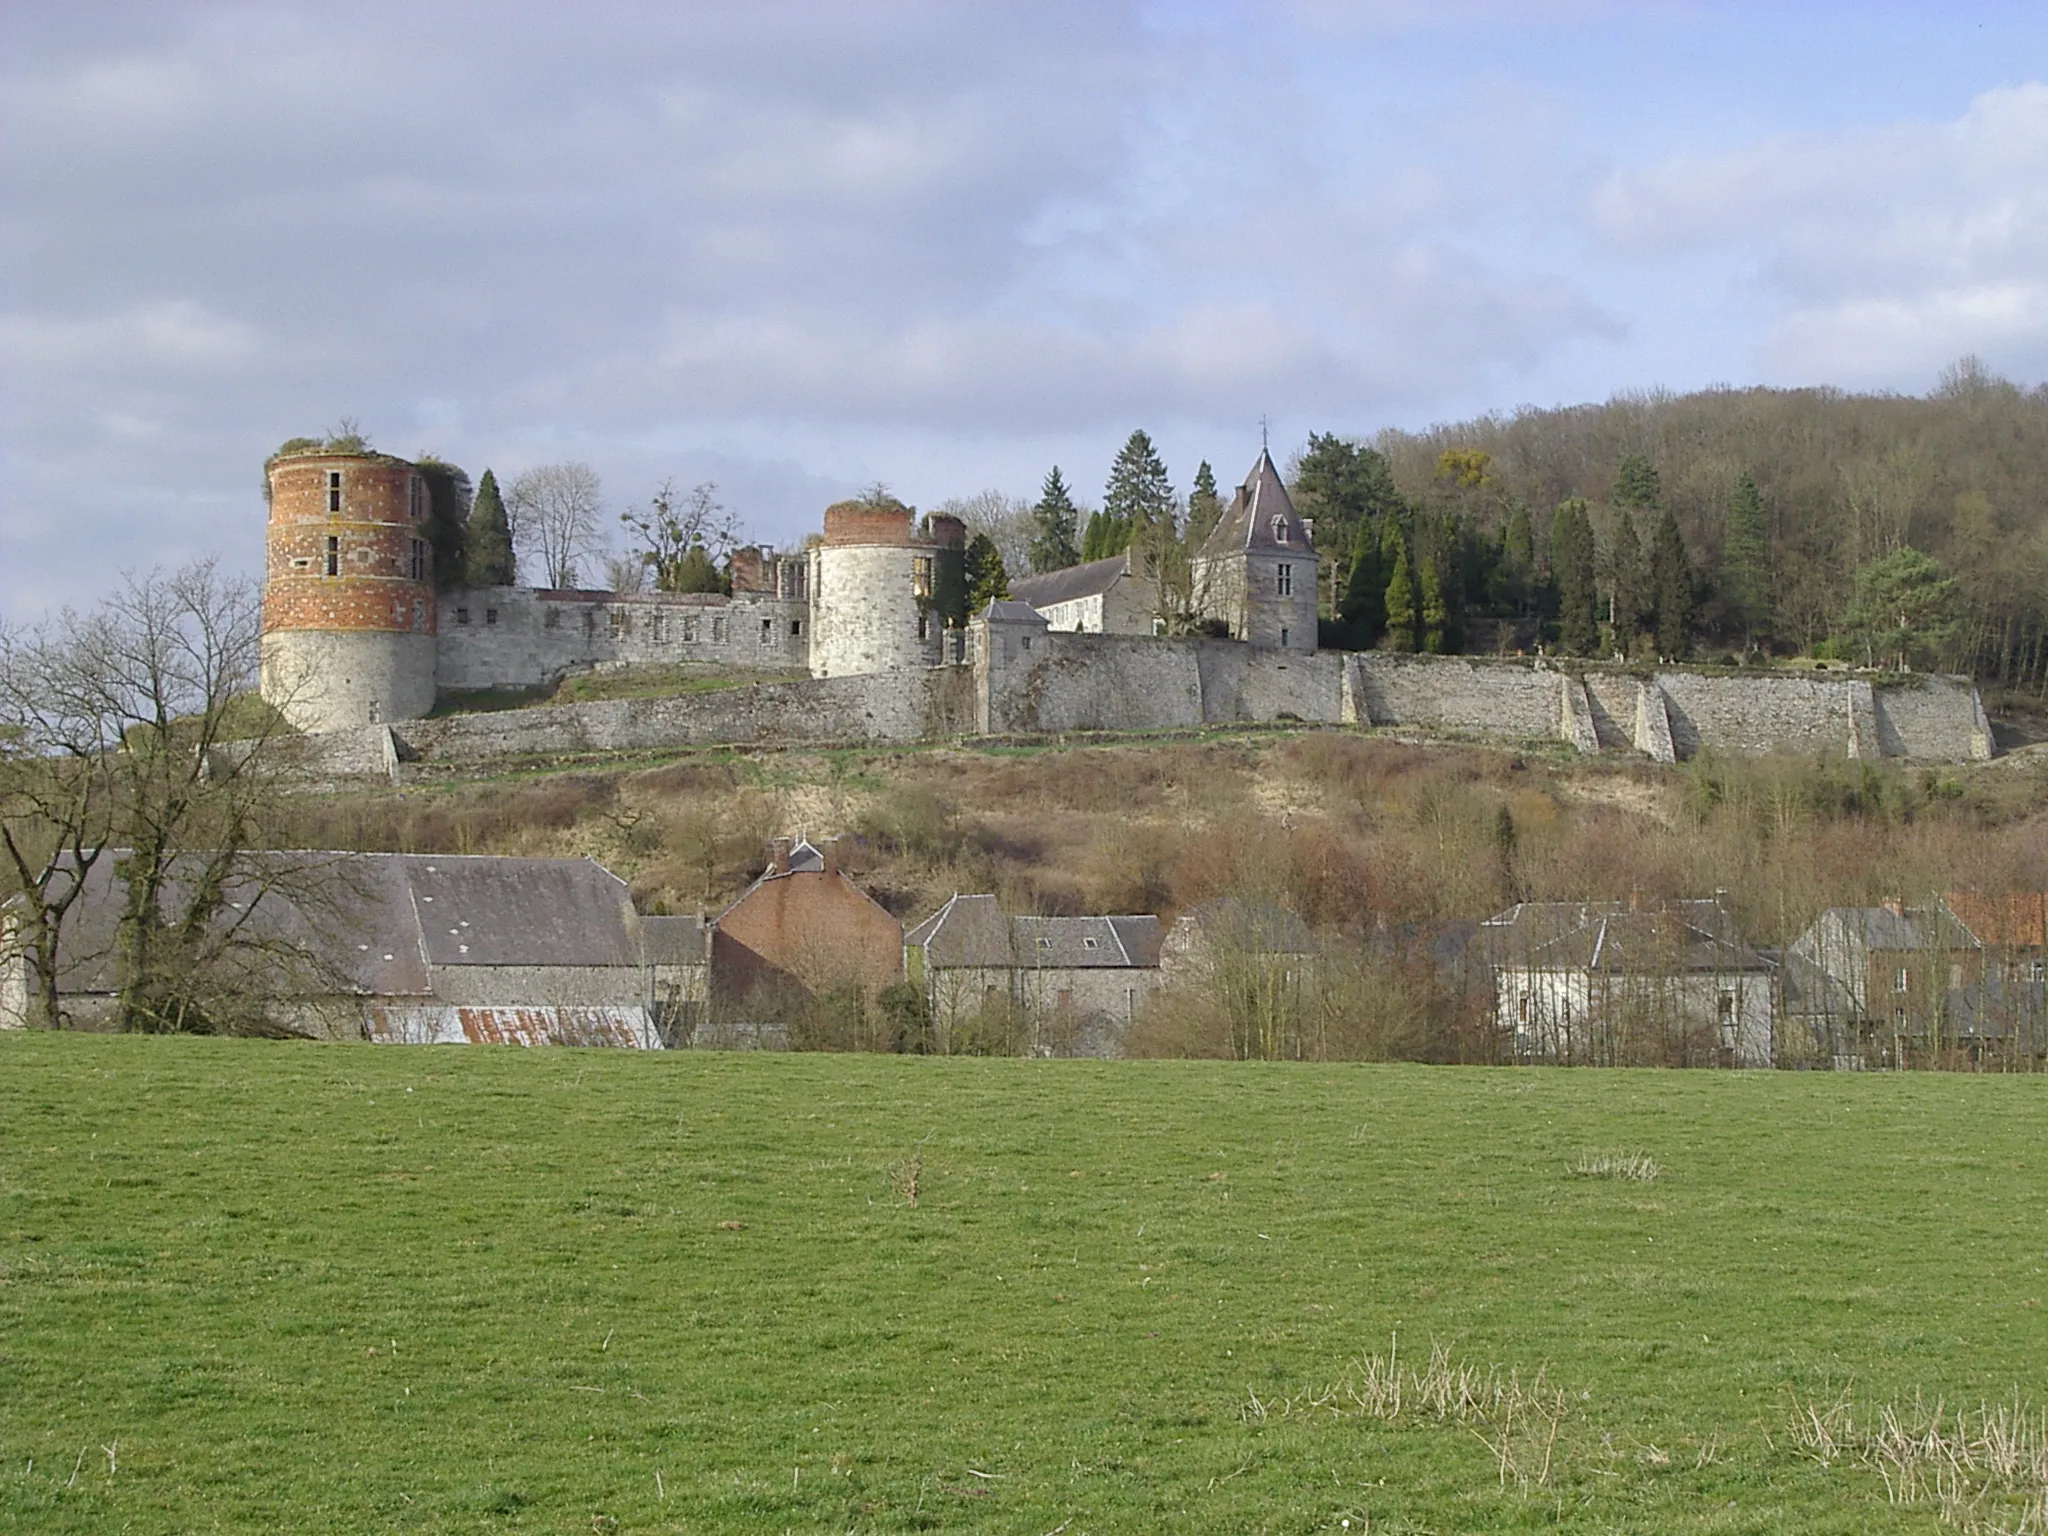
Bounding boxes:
[668,544,726,594]
[1419,560,1448,653]
[1382,522,1419,652]
[1613,452,1662,510]
[1722,470,1772,646]
[1080,508,1115,562]
[1340,515,1386,645]
[964,532,1009,614]
[1186,460,1224,546]
[1104,429,1176,539]
[463,468,516,586]
[1838,548,1959,670]
[1650,509,1696,658]
[1027,466,1082,573]
[1609,510,1646,649]
[1551,498,1599,655]
[1498,502,1536,617]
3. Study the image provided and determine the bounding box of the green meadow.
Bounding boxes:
[2,1034,2043,1534]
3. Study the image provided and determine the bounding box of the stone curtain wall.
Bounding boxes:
[434,586,810,692]
[294,637,1990,778]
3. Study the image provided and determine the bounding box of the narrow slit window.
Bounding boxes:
[408,539,426,581]
[325,535,339,576]
[327,471,343,514]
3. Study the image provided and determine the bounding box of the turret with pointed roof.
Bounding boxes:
[1192,448,1319,652]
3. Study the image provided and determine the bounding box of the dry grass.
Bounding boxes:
[1567,1150,1662,1183]
[1790,1389,2048,1534]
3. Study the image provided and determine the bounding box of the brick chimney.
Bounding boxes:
[822,838,840,876]
[767,836,792,876]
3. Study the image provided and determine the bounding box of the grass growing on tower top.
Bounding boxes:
[2,1032,2044,1533]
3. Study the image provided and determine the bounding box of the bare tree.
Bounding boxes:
[619,480,740,592]
[507,462,604,588]
[0,561,304,1031]
[933,490,1033,580]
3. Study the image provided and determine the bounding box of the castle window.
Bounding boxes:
[917,613,930,641]
[1280,627,1290,647]
[327,471,342,514]
[683,616,697,643]
[790,619,803,638]
[712,616,726,643]
[325,536,339,577]
[409,477,425,521]
[1276,562,1293,596]
[455,607,470,625]
[485,608,498,626]
[409,539,426,581]
[912,556,933,597]
[1273,517,1289,544]
[651,613,665,641]
[760,617,773,645]
[1020,634,1032,651]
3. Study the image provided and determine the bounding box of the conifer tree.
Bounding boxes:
[1340,516,1385,645]
[1419,559,1448,653]
[1551,498,1599,655]
[1104,430,1176,539]
[1722,469,1772,646]
[1650,509,1696,658]
[1499,502,1536,617]
[964,533,1009,614]
[1186,461,1224,546]
[463,468,516,586]
[1612,452,1661,511]
[1027,466,1082,573]
[1382,522,1419,652]
[1609,509,1646,648]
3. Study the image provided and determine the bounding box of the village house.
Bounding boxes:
[1482,897,1775,1067]
[0,852,687,1045]
[905,893,1163,1056]
[1007,549,1160,635]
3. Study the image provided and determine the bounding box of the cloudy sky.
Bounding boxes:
[5,1,2048,615]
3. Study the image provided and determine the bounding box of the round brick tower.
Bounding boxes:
[808,503,963,677]
[260,448,438,732]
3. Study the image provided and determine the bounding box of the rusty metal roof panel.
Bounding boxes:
[364,1004,661,1047]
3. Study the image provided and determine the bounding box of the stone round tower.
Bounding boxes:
[808,503,963,677]
[260,448,438,732]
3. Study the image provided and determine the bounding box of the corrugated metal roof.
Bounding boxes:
[365,1005,661,1048]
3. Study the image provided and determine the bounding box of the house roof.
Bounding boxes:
[1813,905,1980,953]
[1779,951,1858,1017]
[907,894,1163,970]
[641,914,710,966]
[1169,897,1317,956]
[1482,899,1770,975]
[30,850,643,999]
[1945,891,2048,950]
[979,599,1052,625]
[1009,554,1132,611]
[1197,448,1315,561]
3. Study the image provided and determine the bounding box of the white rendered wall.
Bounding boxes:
[262,630,437,732]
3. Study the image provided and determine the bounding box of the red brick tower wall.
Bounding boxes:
[263,453,436,636]
[822,502,918,548]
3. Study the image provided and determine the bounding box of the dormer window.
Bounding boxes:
[1273,517,1289,544]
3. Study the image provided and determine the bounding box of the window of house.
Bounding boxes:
[1020,634,1032,651]
[323,535,340,576]
[2030,960,2046,981]
[609,608,626,637]
[1518,995,1529,1023]
[1895,968,1910,993]
[1280,627,1290,647]
[791,619,803,637]
[1717,991,1735,1019]
[1276,562,1293,596]
[1273,517,1289,544]
[1082,937,1099,949]
[327,470,342,514]
[485,608,498,626]
[455,607,470,625]
[911,556,934,597]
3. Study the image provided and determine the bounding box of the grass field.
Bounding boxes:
[3,1034,2044,1533]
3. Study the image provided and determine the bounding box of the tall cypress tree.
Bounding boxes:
[1722,469,1772,646]
[1028,466,1082,573]
[1551,498,1598,655]
[1340,515,1386,645]
[1499,502,1536,617]
[1609,510,1646,647]
[1419,560,1448,653]
[463,467,516,586]
[1382,521,1419,652]
[964,533,1009,614]
[1651,509,1696,658]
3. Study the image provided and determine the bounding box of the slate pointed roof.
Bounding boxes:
[1198,448,1315,560]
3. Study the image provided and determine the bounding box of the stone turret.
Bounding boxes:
[260,448,438,731]
[808,501,963,677]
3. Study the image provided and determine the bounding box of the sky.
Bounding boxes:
[6,0,2048,615]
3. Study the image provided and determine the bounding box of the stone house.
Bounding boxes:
[1789,900,1984,1062]
[1483,898,1775,1067]
[905,893,1163,1055]
[709,837,903,1020]
[1,851,684,1045]
[1191,448,1319,653]
[1007,550,1160,636]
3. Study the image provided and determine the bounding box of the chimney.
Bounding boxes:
[1881,895,1904,917]
[767,836,792,876]
[822,838,840,876]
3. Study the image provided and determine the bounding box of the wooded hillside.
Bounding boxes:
[1291,358,2048,691]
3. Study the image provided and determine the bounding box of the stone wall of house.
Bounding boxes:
[434,585,811,691]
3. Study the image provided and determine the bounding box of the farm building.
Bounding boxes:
[708,837,903,1026]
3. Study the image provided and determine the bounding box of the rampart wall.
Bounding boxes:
[289,632,1992,778]
[433,585,810,692]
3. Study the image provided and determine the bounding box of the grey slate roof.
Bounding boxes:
[980,599,1051,625]
[641,913,710,966]
[1197,448,1314,561]
[908,894,1163,970]
[1814,905,1980,953]
[33,850,643,998]
[1170,897,1316,956]
[1481,899,1770,975]
[1009,555,1130,611]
